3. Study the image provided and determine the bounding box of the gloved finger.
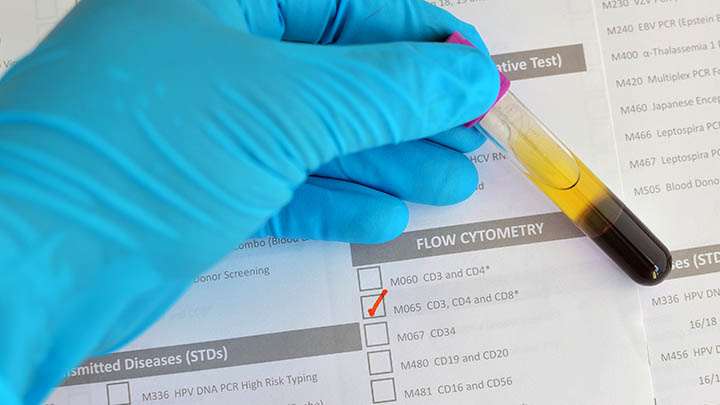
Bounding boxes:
[269,41,499,163]
[427,125,488,153]
[200,0,489,52]
[255,176,409,244]
[313,140,478,205]
[279,0,489,51]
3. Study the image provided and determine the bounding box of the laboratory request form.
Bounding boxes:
[2,0,720,404]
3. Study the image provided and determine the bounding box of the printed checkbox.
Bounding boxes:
[35,0,57,18]
[357,266,383,291]
[370,378,397,403]
[367,350,393,375]
[106,382,130,405]
[364,322,390,347]
[361,294,386,319]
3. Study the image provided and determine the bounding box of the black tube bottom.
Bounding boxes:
[588,197,672,286]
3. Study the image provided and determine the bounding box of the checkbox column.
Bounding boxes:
[357,265,396,402]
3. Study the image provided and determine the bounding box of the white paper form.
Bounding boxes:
[0,1,718,405]
[590,2,720,404]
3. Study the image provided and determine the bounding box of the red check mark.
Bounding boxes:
[368,289,388,317]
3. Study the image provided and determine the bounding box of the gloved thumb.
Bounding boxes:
[275,40,500,169]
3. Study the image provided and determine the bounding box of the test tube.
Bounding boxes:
[475,91,672,285]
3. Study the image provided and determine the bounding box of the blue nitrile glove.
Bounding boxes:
[0,0,499,403]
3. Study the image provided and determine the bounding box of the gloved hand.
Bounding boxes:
[0,0,499,403]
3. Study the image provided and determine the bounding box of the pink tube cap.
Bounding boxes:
[445,31,511,127]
